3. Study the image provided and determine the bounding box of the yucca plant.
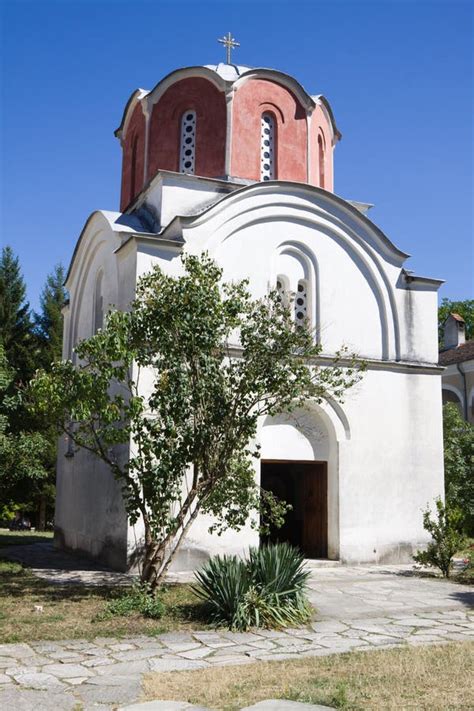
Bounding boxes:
[193,543,312,630]
[193,554,250,627]
[248,542,311,626]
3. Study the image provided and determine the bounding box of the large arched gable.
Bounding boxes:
[176,183,408,360]
[65,212,123,357]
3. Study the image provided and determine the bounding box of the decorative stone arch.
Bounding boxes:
[145,66,227,108]
[272,241,320,340]
[469,385,474,420]
[258,399,350,560]
[442,383,464,414]
[317,130,326,189]
[233,69,315,112]
[67,214,120,358]
[118,100,147,210]
[115,88,149,143]
[69,237,106,354]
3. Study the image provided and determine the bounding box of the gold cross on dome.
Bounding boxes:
[218,32,240,64]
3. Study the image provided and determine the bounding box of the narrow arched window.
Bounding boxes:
[276,275,289,308]
[295,279,308,326]
[180,110,196,174]
[130,134,138,197]
[318,134,325,189]
[93,271,103,334]
[261,113,276,181]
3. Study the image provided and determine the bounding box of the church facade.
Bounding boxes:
[57,59,445,571]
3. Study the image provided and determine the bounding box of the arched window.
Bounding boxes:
[93,271,104,334]
[261,113,276,181]
[180,110,196,174]
[318,134,325,189]
[130,134,138,198]
[294,279,308,325]
[276,275,289,307]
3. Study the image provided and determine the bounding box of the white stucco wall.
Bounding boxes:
[56,213,135,570]
[337,367,444,562]
[58,180,444,570]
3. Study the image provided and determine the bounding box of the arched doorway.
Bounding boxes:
[259,406,339,559]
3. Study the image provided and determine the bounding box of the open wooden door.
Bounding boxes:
[302,462,328,558]
[261,460,328,558]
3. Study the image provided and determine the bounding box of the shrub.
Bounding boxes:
[413,498,466,578]
[443,403,474,535]
[98,582,165,620]
[193,542,312,630]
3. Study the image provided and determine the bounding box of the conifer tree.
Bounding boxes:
[35,264,67,368]
[0,246,36,386]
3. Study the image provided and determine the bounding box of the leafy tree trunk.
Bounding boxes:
[140,491,203,591]
[37,494,47,531]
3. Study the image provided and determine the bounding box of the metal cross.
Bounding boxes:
[218,32,240,64]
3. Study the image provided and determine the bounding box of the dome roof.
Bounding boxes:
[203,62,253,81]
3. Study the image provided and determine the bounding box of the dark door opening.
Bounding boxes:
[260,460,328,558]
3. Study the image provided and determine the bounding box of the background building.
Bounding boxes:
[440,313,474,423]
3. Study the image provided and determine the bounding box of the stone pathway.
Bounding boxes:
[0,542,133,587]
[121,701,333,710]
[0,563,472,710]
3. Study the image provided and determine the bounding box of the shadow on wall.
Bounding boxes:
[54,526,128,573]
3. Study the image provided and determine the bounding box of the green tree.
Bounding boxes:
[443,403,474,534]
[413,498,466,578]
[30,254,364,590]
[438,298,474,344]
[31,264,67,528]
[0,246,36,385]
[35,264,67,368]
[0,346,49,518]
[0,256,65,528]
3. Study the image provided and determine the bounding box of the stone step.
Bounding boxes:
[304,558,342,569]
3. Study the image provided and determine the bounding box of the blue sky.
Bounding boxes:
[1,0,472,310]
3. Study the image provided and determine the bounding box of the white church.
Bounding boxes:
[57,42,445,571]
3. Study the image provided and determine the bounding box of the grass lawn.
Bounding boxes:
[0,528,54,547]
[0,559,209,643]
[143,642,474,710]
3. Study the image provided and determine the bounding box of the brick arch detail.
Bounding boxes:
[147,77,226,181]
[310,104,334,191]
[258,101,285,124]
[231,79,308,183]
[120,103,146,210]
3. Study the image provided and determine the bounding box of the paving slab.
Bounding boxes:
[0,547,472,710]
[241,701,334,710]
[120,703,211,711]
[0,686,78,710]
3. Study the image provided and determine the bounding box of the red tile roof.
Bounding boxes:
[439,340,474,365]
